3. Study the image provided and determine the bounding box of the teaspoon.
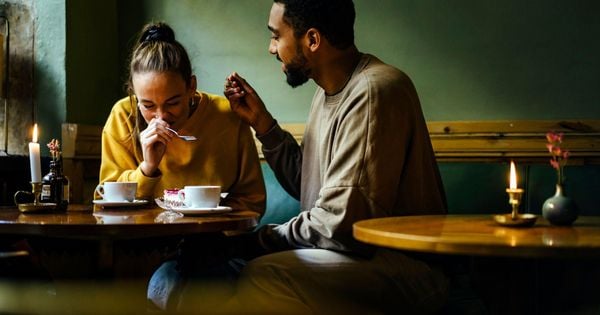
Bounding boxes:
[166,127,197,141]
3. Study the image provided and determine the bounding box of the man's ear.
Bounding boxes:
[305,28,320,52]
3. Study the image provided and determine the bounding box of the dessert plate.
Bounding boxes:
[92,199,149,207]
[171,205,232,216]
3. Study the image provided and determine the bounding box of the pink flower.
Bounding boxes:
[47,139,61,161]
[546,132,563,143]
[546,131,569,185]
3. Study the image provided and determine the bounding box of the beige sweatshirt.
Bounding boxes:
[258,54,446,253]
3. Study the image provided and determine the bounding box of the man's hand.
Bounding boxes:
[224,72,275,135]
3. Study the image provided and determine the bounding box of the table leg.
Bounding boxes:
[97,239,114,277]
[469,257,600,314]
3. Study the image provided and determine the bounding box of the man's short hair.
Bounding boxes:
[274,0,355,49]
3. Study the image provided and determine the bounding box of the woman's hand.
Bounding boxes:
[139,117,174,176]
[224,72,275,135]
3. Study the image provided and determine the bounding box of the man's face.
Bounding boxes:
[268,3,310,88]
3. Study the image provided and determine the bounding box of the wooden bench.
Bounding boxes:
[62,120,600,203]
[62,124,103,204]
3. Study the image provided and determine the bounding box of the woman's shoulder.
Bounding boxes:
[109,96,135,117]
[103,96,136,138]
[196,91,249,132]
[199,91,242,124]
[201,92,232,113]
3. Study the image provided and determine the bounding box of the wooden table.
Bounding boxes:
[354,215,600,313]
[353,215,600,258]
[0,204,259,239]
[0,204,260,313]
[0,204,260,277]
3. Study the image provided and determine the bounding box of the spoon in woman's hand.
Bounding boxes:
[166,127,197,141]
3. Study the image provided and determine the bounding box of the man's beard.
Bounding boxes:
[285,66,309,88]
[282,49,309,88]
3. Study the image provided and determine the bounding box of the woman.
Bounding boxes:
[99,22,265,214]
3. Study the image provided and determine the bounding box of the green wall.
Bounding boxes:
[114,0,315,124]
[30,0,600,213]
[354,1,600,121]
[107,0,600,123]
[36,1,600,138]
[66,0,120,125]
[34,0,66,151]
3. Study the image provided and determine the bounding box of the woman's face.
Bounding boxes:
[133,71,196,130]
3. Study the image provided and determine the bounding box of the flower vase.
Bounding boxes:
[542,184,578,226]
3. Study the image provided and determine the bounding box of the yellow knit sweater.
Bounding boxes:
[99,92,265,214]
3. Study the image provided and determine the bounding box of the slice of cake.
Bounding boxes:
[163,188,184,208]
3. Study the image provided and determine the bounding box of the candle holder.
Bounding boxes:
[507,188,524,220]
[493,188,537,227]
[14,182,57,213]
[31,182,42,205]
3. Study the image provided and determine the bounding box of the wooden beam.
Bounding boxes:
[264,120,600,164]
[62,120,600,202]
[427,120,600,163]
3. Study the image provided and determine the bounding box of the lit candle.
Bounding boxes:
[29,124,42,183]
[506,160,525,221]
[509,160,518,190]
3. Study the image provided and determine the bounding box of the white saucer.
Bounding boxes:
[93,213,135,224]
[171,205,232,215]
[93,199,149,207]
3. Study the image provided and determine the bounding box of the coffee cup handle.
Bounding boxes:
[95,184,105,199]
[177,190,186,203]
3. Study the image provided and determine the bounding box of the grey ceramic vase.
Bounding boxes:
[542,184,578,226]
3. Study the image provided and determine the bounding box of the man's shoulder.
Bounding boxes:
[347,54,420,110]
[359,54,410,83]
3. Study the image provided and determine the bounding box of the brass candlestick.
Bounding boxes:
[493,188,537,227]
[506,188,524,220]
[14,181,57,213]
[31,181,42,205]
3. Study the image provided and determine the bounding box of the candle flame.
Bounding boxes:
[509,160,517,189]
[32,124,38,143]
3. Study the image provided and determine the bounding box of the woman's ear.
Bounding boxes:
[190,75,198,92]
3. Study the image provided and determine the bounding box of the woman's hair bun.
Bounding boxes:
[140,22,175,43]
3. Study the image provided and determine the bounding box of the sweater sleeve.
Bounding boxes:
[266,89,386,253]
[257,123,302,200]
[98,109,161,200]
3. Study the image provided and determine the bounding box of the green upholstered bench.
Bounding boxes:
[257,162,300,228]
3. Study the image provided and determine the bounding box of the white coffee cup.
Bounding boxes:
[178,185,221,208]
[95,181,137,202]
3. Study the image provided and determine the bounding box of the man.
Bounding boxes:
[221,0,449,313]
[148,0,449,313]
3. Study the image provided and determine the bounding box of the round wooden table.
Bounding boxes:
[353,215,600,258]
[0,204,260,276]
[0,204,260,240]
